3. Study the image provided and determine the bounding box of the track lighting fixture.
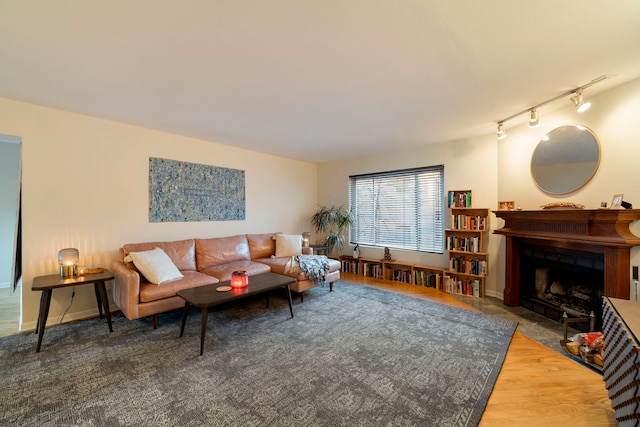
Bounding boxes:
[528,108,539,128]
[495,75,606,139]
[570,88,591,112]
[497,123,507,139]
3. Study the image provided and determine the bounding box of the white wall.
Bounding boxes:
[317,135,501,296]
[0,140,21,286]
[0,97,318,331]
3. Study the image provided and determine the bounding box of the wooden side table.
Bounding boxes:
[309,245,329,256]
[31,269,114,352]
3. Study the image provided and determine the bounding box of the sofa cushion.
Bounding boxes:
[195,235,251,270]
[200,260,271,282]
[275,234,302,258]
[122,239,197,271]
[124,247,184,285]
[246,233,278,259]
[139,270,219,303]
[255,257,306,281]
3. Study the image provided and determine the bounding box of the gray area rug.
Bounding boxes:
[0,281,517,426]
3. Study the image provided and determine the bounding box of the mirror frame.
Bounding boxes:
[530,125,601,195]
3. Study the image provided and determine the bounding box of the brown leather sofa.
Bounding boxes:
[112,233,341,327]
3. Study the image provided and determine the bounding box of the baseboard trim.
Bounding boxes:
[485,289,502,300]
[21,307,115,333]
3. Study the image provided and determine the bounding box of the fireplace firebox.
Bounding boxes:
[519,244,604,331]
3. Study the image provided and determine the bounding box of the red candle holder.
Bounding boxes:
[231,270,249,288]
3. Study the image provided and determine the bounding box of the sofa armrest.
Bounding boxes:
[112,261,141,320]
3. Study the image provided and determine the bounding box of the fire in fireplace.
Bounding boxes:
[519,244,604,332]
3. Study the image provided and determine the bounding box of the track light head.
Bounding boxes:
[528,108,539,128]
[497,123,507,139]
[570,88,591,112]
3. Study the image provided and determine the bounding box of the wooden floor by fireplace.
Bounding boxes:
[341,273,616,426]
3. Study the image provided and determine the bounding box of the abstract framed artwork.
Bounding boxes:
[149,157,245,222]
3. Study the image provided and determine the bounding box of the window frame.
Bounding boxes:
[348,165,444,254]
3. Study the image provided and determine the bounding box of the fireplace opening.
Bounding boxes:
[520,245,604,332]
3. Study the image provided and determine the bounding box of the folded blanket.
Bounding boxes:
[284,254,330,284]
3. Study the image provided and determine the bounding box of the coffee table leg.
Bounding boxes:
[286,284,294,318]
[96,281,113,332]
[179,301,189,337]
[36,290,52,352]
[200,308,208,356]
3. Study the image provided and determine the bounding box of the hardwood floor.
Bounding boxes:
[0,285,20,338]
[341,273,617,426]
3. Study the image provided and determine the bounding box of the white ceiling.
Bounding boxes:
[2,1,640,163]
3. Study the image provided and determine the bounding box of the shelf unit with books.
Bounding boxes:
[412,265,445,290]
[339,256,383,279]
[447,190,472,208]
[383,261,412,283]
[338,256,444,289]
[444,198,489,298]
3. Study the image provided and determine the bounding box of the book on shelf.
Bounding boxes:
[443,276,482,297]
[449,257,487,276]
[446,235,480,252]
[473,280,481,298]
[391,268,411,283]
[451,215,487,230]
[413,270,442,288]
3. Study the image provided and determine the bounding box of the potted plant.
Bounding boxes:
[310,205,354,255]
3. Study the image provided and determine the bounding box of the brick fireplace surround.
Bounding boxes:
[493,209,640,306]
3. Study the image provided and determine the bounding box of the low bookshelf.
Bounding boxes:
[339,255,445,289]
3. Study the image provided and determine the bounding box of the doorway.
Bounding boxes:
[0,134,21,337]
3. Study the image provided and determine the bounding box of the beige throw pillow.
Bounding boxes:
[275,234,302,258]
[124,247,184,285]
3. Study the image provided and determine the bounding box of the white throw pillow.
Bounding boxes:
[275,234,303,258]
[124,247,184,285]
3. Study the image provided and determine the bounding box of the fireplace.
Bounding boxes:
[493,209,640,327]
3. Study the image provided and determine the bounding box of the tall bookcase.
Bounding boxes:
[444,190,489,297]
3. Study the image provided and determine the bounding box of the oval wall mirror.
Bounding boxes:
[530,125,601,195]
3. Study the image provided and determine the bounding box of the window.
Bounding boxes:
[349,165,444,253]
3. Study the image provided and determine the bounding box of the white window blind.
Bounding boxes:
[349,165,444,253]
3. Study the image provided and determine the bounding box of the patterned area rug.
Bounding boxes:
[0,281,517,426]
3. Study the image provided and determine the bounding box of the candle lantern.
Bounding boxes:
[302,232,311,248]
[231,270,249,288]
[58,248,79,278]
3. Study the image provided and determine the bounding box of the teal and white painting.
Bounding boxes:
[149,157,245,222]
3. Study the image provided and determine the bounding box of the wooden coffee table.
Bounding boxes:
[177,272,296,355]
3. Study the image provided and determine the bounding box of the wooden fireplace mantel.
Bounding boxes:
[493,209,640,306]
